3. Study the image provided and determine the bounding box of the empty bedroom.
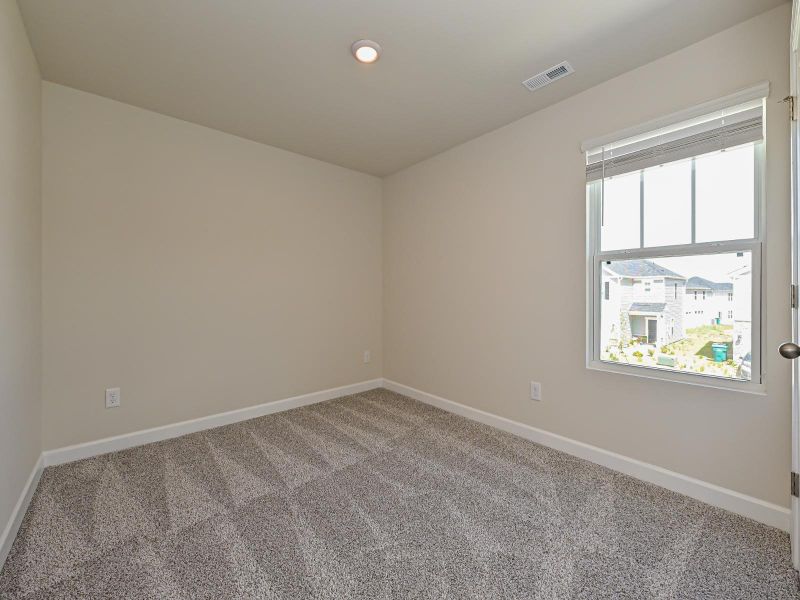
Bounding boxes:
[2,0,800,597]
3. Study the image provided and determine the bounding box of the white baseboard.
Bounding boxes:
[382,379,791,533]
[0,455,43,570]
[28,376,793,536]
[43,379,383,467]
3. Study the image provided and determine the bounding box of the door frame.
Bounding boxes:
[646,317,658,345]
[790,0,800,571]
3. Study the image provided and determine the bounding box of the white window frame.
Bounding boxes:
[585,102,766,394]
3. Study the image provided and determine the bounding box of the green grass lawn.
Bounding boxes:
[665,324,733,359]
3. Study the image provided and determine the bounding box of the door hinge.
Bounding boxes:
[792,284,798,309]
[792,472,799,497]
[783,95,797,121]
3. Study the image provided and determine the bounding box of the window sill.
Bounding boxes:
[586,360,766,396]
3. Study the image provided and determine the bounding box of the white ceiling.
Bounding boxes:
[19,0,787,176]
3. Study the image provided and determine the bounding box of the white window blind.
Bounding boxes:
[585,100,763,182]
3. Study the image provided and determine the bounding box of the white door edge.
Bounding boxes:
[789,0,800,572]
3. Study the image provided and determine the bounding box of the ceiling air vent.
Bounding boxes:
[521,61,574,92]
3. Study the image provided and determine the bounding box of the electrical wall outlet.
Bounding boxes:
[105,387,121,409]
[363,350,371,364]
[530,381,542,401]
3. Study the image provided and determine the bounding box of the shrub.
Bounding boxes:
[648,349,655,357]
[632,350,643,359]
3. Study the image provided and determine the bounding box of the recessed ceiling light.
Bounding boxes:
[351,40,381,64]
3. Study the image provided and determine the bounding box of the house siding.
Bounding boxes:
[685,287,734,328]
[602,272,685,348]
[619,279,634,344]
[661,279,685,346]
[731,268,752,361]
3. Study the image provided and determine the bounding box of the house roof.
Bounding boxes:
[629,302,667,313]
[685,276,733,291]
[604,260,684,279]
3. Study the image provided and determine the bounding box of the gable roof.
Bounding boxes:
[604,259,684,280]
[685,276,733,291]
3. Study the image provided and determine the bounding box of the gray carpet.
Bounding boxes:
[0,388,797,599]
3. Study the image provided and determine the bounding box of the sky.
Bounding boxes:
[655,252,749,283]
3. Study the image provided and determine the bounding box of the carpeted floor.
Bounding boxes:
[0,388,797,599]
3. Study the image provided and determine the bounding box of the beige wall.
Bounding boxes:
[383,5,792,506]
[42,83,382,449]
[0,0,42,532]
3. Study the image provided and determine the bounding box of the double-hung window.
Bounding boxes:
[585,86,766,391]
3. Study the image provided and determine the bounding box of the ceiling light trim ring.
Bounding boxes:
[351,39,382,64]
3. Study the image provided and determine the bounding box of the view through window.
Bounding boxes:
[600,252,752,380]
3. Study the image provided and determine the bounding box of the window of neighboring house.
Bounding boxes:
[586,89,764,391]
[604,281,610,300]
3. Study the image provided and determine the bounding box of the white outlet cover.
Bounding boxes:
[530,381,542,401]
[363,350,371,364]
[105,387,121,409]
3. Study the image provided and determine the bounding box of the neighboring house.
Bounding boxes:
[601,260,686,349]
[684,276,734,329]
[728,265,752,362]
